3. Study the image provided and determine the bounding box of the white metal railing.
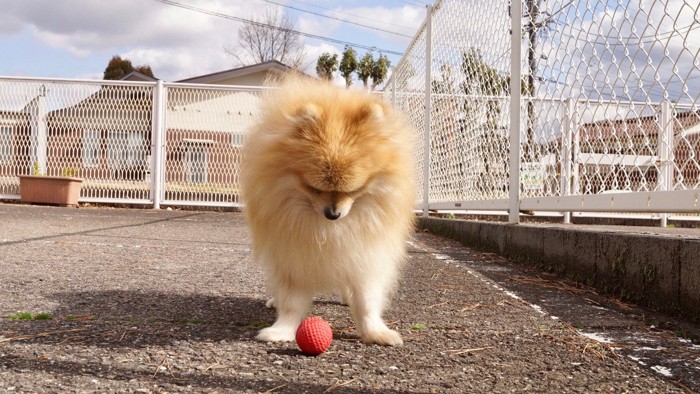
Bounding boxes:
[0,76,262,208]
[386,0,700,223]
[2,0,700,223]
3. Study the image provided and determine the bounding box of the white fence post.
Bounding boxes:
[28,88,48,175]
[508,0,522,224]
[391,72,396,107]
[422,4,433,218]
[151,80,165,209]
[658,100,674,227]
[561,98,576,223]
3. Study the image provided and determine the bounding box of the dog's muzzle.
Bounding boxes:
[324,207,342,220]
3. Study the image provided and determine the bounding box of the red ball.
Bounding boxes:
[296,317,333,355]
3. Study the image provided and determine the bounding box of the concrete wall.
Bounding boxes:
[418,217,700,323]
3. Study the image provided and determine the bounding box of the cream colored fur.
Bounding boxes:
[241,75,415,346]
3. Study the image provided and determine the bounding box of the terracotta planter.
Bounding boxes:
[19,175,83,207]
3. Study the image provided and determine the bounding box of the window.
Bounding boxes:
[185,143,209,184]
[183,139,213,184]
[0,126,13,164]
[83,130,100,167]
[107,132,145,168]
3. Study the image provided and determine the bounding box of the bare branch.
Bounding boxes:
[226,7,306,68]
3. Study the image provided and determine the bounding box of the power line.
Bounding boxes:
[150,0,404,56]
[289,0,417,30]
[262,0,413,38]
[395,0,428,6]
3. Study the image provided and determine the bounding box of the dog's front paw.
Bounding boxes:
[265,298,276,309]
[256,326,296,342]
[361,329,403,346]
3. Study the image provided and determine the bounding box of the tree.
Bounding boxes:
[134,65,154,78]
[458,48,513,197]
[103,55,154,80]
[395,61,417,91]
[370,54,391,90]
[338,46,358,88]
[356,52,374,88]
[431,64,456,94]
[225,8,306,69]
[460,48,510,126]
[316,53,338,81]
[460,48,509,96]
[104,55,133,80]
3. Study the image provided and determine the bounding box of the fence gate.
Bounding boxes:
[0,76,265,209]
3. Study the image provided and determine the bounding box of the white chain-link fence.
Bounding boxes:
[1,0,699,220]
[0,76,262,208]
[387,0,700,223]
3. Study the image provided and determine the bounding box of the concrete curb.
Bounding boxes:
[418,217,700,323]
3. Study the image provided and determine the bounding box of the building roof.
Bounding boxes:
[176,60,292,84]
[120,71,158,82]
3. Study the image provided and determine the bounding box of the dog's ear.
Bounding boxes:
[288,103,322,125]
[356,101,385,123]
[286,103,323,140]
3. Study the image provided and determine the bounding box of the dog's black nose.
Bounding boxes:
[324,207,341,220]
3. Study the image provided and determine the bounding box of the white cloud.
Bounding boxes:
[333,5,424,46]
[297,14,342,37]
[0,0,256,79]
[0,0,424,81]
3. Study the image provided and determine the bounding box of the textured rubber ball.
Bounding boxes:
[296,316,333,356]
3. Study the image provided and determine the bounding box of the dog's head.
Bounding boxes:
[282,99,396,221]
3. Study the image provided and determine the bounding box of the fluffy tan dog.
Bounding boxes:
[241,76,415,346]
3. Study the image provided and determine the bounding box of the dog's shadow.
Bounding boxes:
[3,290,275,349]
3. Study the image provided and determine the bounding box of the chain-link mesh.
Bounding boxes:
[534,0,700,199]
[388,0,513,207]
[431,0,512,204]
[388,0,700,214]
[390,16,430,205]
[0,77,264,207]
[162,85,263,206]
[3,0,700,215]
[0,78,154,202]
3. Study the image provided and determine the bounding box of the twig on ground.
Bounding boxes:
[497,299,520,308]
[428,301,448,309]
[152,356,168,379]
[542,331,619,360]
[507,276,595,296]
[672,380,695,394]
[324,378,358,393]
[263,384,287,393]
[460,303,491,312]
[203,358,223,373]
[609,298,634,310]
[0,328,87,343]
[447,346,495,356]
[56,336,82,345]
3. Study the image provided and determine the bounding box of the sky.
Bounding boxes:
[0,0,429,83]
[1,0,697,105]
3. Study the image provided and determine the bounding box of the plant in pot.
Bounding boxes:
[18,163,84,207]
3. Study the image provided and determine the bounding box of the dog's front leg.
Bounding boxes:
[349,283,403,346]
[256,287,311,342]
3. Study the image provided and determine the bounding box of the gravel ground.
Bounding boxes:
[0,204,694,393]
